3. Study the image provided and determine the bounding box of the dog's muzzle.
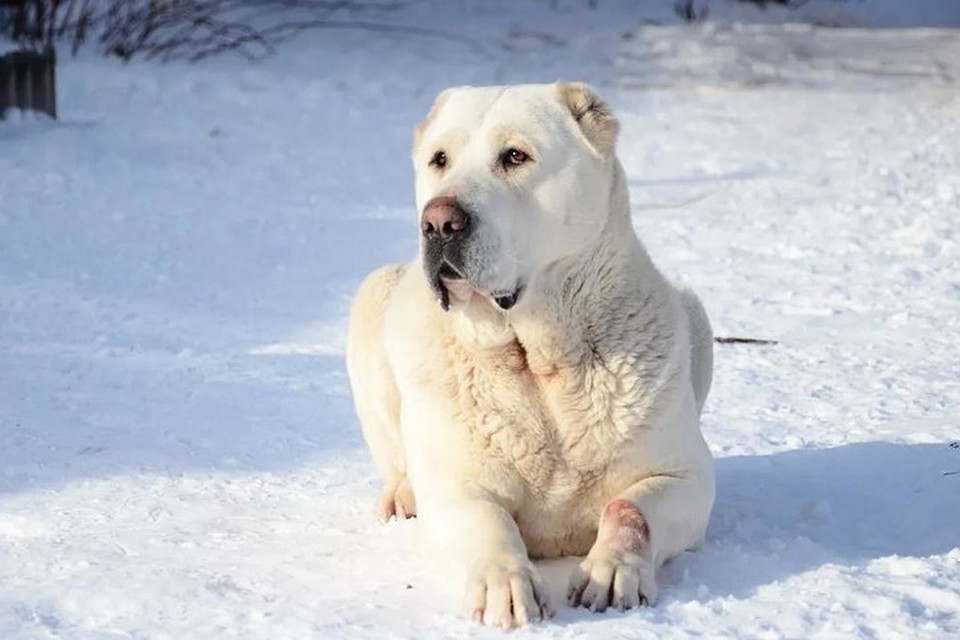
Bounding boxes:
[421,196,472,310]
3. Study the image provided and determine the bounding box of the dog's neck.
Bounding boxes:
[447,159,669,366]
[519,158,656,308]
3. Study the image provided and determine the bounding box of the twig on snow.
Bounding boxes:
[714,337,779,346]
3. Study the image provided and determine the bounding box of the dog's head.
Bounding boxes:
[412,82,620,311]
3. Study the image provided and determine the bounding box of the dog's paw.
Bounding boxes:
[567,550,657,612]
[464,558,553,629]
[377,476,416,521]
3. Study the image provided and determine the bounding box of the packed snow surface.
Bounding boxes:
[2,2,959,638]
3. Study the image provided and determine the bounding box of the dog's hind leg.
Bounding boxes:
[346,264,416,521]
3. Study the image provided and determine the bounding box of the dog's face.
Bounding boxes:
[412,83,619,311]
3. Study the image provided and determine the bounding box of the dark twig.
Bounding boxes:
[714,337,779,346]
[257,19,487,55]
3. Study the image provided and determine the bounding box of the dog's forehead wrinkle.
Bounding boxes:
[437,86,563,142]
[479,87,510,126]
[421,94,500,154]
[438,86,506,125]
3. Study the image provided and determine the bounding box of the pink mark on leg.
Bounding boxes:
[597,498,649,554]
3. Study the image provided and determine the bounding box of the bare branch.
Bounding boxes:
[714,337,779,346]
[1,0,484,62]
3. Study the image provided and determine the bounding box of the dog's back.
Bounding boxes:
[679,287,714,415]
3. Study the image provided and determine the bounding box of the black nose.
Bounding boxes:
[421,196,470,241]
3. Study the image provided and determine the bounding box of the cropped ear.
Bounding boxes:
[557,82,619,156]
[413,88,453,156]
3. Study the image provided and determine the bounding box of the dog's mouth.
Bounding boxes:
[490,289,520,311]
[432,261,521,312]
[437,262,461,281]
[429,260,462,311]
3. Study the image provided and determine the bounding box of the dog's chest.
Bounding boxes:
[452,340,640,501]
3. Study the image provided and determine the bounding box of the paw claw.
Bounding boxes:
[464,560,550,628]
[567,550,657,614]
[377,477,416,521]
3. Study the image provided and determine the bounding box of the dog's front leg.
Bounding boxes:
[567,471,714,612]
[429,497,553,628]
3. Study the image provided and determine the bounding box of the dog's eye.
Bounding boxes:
[502,148,529,169]
[429,150,448,170]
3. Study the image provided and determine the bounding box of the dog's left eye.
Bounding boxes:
[430,150,448,170]
[501,148,529,169]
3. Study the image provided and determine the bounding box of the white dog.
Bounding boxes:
[346,82,715,628]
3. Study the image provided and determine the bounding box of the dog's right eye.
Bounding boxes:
[429,151,448,170]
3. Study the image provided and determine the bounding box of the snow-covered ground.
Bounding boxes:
[2,2,959,638]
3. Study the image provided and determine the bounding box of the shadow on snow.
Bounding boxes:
[538,440,959,622]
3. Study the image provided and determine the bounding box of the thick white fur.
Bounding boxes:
[346,83,715,628]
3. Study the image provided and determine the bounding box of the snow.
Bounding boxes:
[2,1,959,638]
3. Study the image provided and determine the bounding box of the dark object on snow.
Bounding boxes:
[714,336,779,346]
[0,46,56,119]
